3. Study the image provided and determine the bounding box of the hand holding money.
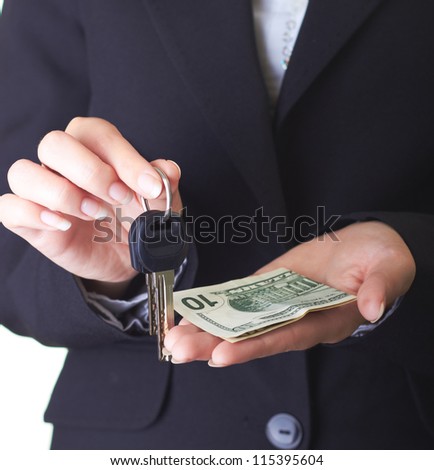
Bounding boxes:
[174,268,356,342]
[165,221,416,366]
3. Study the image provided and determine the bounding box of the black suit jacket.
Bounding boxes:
[1,0,434,449]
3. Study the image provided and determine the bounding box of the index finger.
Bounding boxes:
[65,117,163,199]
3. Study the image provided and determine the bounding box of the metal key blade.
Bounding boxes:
[146,272,157,336]
[154,270,175,362]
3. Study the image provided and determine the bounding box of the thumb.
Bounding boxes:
[356,271,388,323]
[357,259,415,323]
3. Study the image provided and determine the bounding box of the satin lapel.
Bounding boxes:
[143,0,286,216]
[275,0,386,127]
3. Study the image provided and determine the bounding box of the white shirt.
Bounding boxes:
[253,0,309,108]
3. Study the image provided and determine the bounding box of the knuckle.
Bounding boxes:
[92,127,120,154]
[66,116,87,132]
[0,196,23,229]
[7,159,32,191]
[81,162,106,187]
[382,245,413,272]
[81,160,117,188]
[91,117,117,132]
[383,245,402,260]
[79,161,100,186]
[68,117,122,158]
[9,209,25,229]
[56,186,75,210]
[38,130,66,162]
[47,181,75,211]
[67,116,118,140]
[0,194,12,219]
[0,193,16,205]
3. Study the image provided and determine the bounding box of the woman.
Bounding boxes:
[0,0,433,449]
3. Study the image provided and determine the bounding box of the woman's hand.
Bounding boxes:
[0,117,182,297]
[165,221,416,366]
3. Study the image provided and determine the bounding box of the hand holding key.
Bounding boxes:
[0,117,183,298]
[129,169,189,361]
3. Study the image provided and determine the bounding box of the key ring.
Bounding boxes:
[138,167,172,221]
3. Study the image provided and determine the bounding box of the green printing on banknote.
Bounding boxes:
[173,268,356,342]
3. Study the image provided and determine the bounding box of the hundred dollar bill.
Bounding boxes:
[173,268,356,342]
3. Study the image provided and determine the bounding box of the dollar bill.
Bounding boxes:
[173,268,356,342]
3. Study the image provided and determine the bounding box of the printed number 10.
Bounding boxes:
[181,295,218,310]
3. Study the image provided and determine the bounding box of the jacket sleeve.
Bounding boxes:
[0,0,197,348]
[338,211,434,376]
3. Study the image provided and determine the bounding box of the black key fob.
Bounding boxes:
[129,210,189,274]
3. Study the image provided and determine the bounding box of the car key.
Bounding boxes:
[129,168,188,361]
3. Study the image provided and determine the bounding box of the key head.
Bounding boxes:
[129,210,189,274]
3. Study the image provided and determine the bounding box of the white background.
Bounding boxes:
[0,0,67,452]
[0,326,66,450]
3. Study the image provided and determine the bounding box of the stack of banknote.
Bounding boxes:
[174,268,356,342]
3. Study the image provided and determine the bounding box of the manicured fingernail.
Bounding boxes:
[168,160,182,178]
[138,173,162,199]
[108,182,133,205]
[81,198,109,220]
[40,210,72,231]
[208,360,225,368]
[171,358,187,365]
[370,302,385,323]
